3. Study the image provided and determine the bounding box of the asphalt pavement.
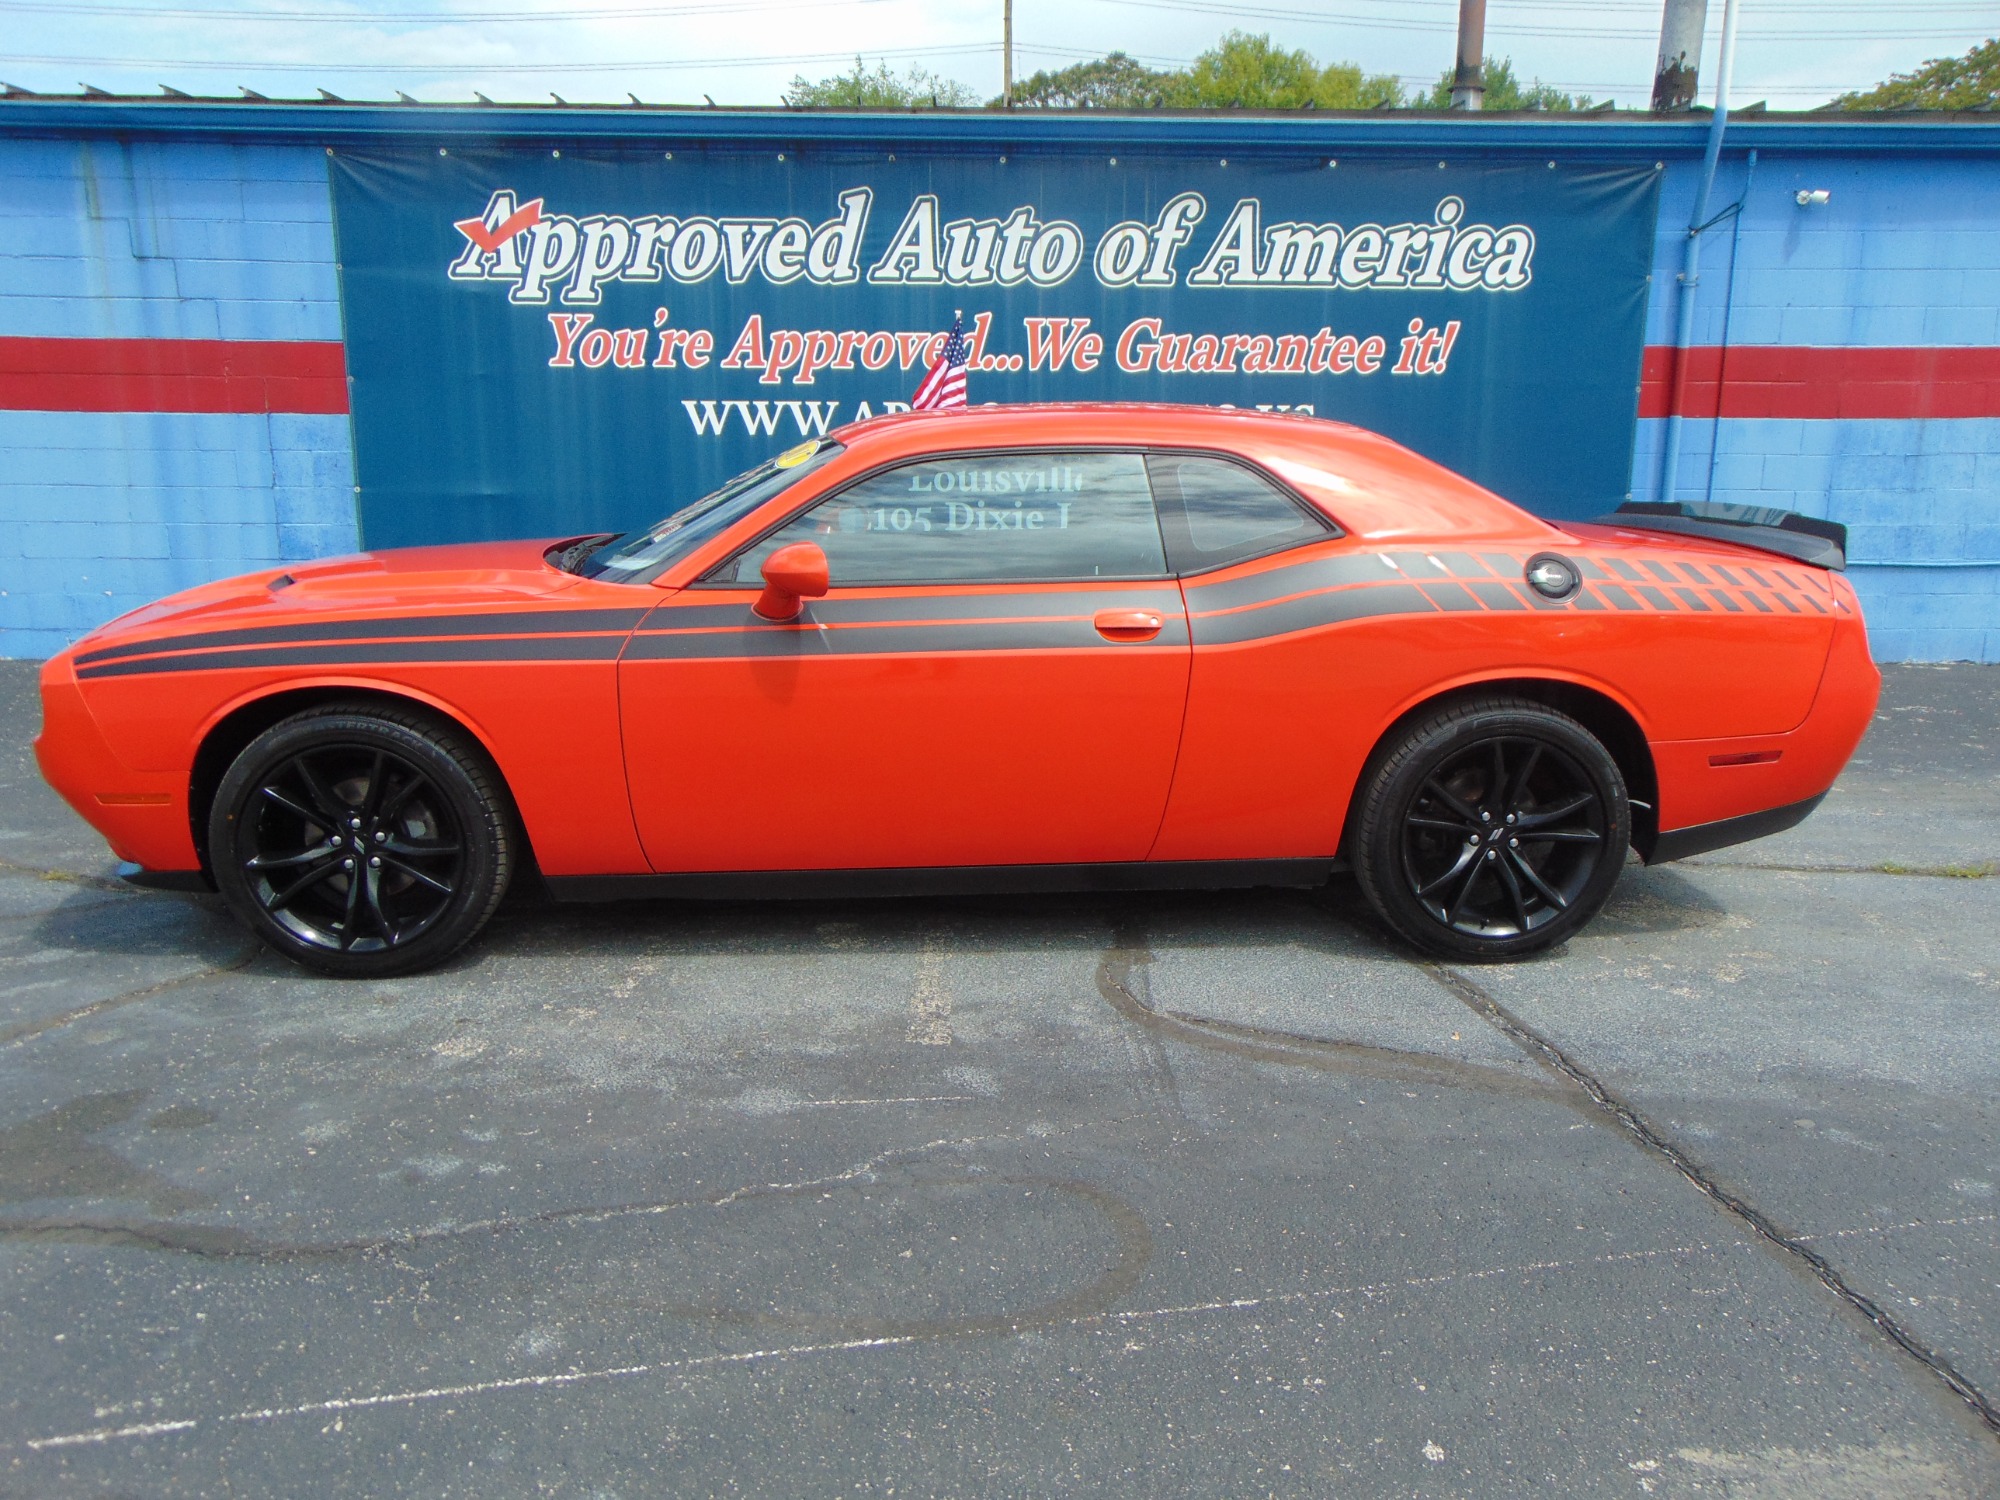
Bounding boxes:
[0,658,1996,1497]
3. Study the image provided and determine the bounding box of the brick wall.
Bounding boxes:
[1633,153,2000,662]
[0,138,357,659]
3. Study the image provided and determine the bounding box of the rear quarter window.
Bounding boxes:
[1147,452,1336,574]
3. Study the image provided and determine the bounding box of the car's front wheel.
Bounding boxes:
[208,703,514,977]
[1352,697,1630,961]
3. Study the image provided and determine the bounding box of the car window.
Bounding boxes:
[716,450,1168,586]
[1146,452,1335,574]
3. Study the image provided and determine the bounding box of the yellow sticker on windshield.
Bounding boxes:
[775,439,822,469]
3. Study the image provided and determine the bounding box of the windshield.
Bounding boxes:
[577,439,844,583]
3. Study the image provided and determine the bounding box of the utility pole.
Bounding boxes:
[1002,0,1014,108]
[1652,0,1709,110]
[1450,0,1486,110]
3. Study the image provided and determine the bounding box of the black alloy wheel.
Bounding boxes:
[1353,698,1630,960]
[209,705,513,977]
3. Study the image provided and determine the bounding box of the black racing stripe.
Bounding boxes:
[1604,558,1646,583]
[628,614,1192,660]
[1744,566,1774,588]
[1192,582,1436,646]
[1774,593,1801,613]
[1712,564,1745,585]
[1479,552,1522,578]
[1421,581,1484,612]
[1469,581,1525,611]
[74,607,651,667]
[1636,585,1678,610]
[644,589,1172,633]
[1641,560,1678,583]
[1711,589,1743,612]
[1573,556,1611,582]
[1743,591,1773,612]
[1670,586,1710,612]
[1573,588,1607,611]
[1184,553,1388,612]
[1677,562,1714,585]
[1601,584,1641,610]
[76,634,626,679]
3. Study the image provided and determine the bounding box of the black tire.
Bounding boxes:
[1351,697,1630,961]
[207,703,514,977]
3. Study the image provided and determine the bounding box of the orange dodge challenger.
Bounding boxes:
[37,405,1878,977]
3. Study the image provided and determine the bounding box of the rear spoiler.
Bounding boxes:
[1596,501,1847,571]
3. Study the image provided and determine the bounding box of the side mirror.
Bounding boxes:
[753,541,830,622]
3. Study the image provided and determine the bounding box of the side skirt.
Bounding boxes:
[1645,793,1827,865]
[546,858,1343,904]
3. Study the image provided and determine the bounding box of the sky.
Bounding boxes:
[2,0,1993,111]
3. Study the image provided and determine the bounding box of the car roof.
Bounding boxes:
[826,403,1557,545]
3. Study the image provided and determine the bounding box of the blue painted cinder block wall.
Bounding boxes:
[0,137,357,659]
[1631,152,2000,663]
[0,122,1994,661]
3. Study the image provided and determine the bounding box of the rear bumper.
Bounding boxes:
[1643,578,1878,863]
[1647,793,1825,864]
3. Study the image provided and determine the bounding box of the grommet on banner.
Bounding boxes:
[1327,159,1337,168]
[1109,156,1118,166]
[777,152,785,161]
[999,155,1007,163]
[664,151,673,159]
[1219,158,1227,166]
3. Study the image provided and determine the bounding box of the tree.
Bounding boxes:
[1003,52,1172,109]
[1414,56,1595,111]
[1162,31,1403,109]
[783,58,979,109]
[1835,38,2000,110]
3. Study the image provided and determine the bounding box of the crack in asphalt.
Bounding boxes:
[1424,960,2000,1441]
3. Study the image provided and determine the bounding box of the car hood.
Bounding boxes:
[66,537,632,657]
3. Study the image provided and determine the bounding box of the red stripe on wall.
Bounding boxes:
[0,337,348,414]
[1640,344,2000,421]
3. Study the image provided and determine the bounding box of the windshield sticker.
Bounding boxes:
[775,439,824,469]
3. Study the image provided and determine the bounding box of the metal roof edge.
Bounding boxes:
[0,100,1996,154]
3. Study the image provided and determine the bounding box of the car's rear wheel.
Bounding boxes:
[208,704,513,977]
[1352,697,1630,961]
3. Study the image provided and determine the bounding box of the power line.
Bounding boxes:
[4,0,1991,38]
[4,44,1014,74]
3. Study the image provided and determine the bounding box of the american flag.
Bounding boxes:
[910,311,969,410]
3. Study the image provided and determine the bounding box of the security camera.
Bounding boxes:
[1794,188,1831,207]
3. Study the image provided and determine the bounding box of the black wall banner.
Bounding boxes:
[330,146,1660,550]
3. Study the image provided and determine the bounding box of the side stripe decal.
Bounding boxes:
[70,550,1839,680]
[74,607,651,668]
[76,634,628,680]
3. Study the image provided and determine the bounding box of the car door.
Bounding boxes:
[618,448,1192,874]
[1137,451,1366,862]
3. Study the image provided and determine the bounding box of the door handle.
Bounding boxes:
[1093,608,1165,643]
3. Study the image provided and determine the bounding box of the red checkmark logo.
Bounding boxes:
[455,198,543,254]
